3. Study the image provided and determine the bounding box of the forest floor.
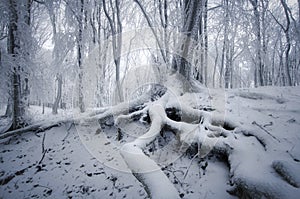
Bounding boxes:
[0,86,300,198]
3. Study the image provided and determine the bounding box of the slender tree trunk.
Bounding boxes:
[203,0,208,85]
[158,0,169,64]
[220,0,229,88]
[261,0,268,85]
[281,0,292,86]
[102,0,123,103]
[250,0,264,87]
[213,30,220,88]
[220,38,226,88]
[115,0,123,102]
[78,0,85,112]
[224,40,230,88]
[298,0,300,24]
[52,74,62,114]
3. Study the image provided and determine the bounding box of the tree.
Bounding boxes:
[172,0,203,79]
[249,0,265,87]
[7,0,32,129]
[63,0,86,112]
[280,0,292,86]
[102,0,124,103]
[1,0,300,198]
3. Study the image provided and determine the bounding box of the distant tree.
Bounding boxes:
[102,0,124,103]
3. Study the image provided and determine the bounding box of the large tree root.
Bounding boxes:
[0,84,164,139]
[2,74,299,198]
[100,74,300,198]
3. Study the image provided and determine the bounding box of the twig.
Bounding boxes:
[252,121,280,143]
[41,132,46,153]
[62,122,74,141]
[38,132,47,165]
[183,153,199,179]
[163,167,184,187]
[38,150,47,165]
[0,164,33,185]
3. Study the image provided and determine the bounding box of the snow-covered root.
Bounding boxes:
[120,93,180,198]
[225,134,300,199]
[121,144,179,199]
[0,120,63,139]
[118,85,237,198]
[0,84,165,139]
[2,74,299,198]
[116,86,300,199]
[87,84,166,123]
[171,119,300,199]
[0,107,108,139]
[272,160,300,188]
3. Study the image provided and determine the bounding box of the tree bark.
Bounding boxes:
[250,0,264,87]
[281,0,292,86]
[8,0,29,129]
[172,0,202,79]
[78,0,85,112]
[102,0,124,103]
[203,0,208,85]
[52,74,62,114]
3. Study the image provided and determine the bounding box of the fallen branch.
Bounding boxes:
[62,122,74,141]
[0,163,35,185]
[38,132,47,165]
[252,121,280,142]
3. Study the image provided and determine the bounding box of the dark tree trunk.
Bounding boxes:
[8,0,25,129]
[78,0,85,112]
[281,0,292,86]
[172,0,202,79]
[203,0,208,85]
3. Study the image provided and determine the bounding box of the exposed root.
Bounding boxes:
[2,74,298,199]
[252,121,281,143]
[272,160,300,188]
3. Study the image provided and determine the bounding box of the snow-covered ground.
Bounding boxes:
[0,125,147,198]
[0,86,300,198]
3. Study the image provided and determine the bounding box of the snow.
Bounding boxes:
[1,86,300,198]
[0,125,147,198]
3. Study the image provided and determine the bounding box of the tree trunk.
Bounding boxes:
[203,0,208,85]
[213,30,220,88]
[172,0,202,79]
[52,74,62,114]
[298,0,300,24]
[250,0,264,87]
[8,0,27,129]
[281,0,292,86]
[78,0,85,112]
[102,0,124,103]
[221,0,229,88]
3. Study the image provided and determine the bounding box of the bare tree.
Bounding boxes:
[102,0,124,103]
